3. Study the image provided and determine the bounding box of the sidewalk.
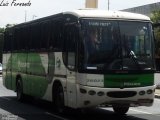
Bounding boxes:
[155,89,160,99]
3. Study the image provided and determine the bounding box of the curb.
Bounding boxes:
[155,94,160,99]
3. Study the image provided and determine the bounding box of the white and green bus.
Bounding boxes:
[3,10,156,114]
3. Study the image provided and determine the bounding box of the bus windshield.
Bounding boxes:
[80,19,155,72]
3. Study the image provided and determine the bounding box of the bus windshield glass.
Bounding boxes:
[80,19,155,72]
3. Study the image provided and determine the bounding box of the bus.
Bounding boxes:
[2,9,156,114]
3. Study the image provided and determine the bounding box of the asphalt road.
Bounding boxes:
[0,77,160,120]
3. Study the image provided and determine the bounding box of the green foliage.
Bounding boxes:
[151,10,160,23]
[0,27,5,33]
[5,24,15,28]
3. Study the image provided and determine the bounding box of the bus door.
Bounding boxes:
[64,24,78,108]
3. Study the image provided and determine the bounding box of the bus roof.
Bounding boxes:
[64,9,151,21]
[7,9,151,30]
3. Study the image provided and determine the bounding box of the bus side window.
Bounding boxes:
[40,22,50,50]
[49,21,55,50]
[4,31,12,52]
[49,20,63,51]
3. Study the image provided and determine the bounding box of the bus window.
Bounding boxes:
[49,20,63,51]
[40,22,50,50]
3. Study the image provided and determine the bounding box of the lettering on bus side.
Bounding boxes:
[18,61,30,68]
[87,79,104,83]
[87,79,104,87]
[124,82,141,87]
[86,74,104,87]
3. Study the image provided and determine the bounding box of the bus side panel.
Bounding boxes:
[11,53,18,91]
[2,53,6,87]
[41,52,55,101]
[26,52,48,98]
[11,53,28,92]
[2,53,12,90]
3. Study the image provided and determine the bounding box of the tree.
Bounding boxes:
[6,24,16,28]
[0,27,5,33]
[151,10,160,23]
[0,28,4,63]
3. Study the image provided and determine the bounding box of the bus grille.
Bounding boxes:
[107,91,137,98]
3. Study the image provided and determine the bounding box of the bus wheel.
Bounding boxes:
[16,79,24,101]
[54,85,65,113]
[112,104,129,115]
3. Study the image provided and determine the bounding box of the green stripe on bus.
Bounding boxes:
[104,74,154,88]
[6,53,49,98]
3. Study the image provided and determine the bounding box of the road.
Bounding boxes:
[0,77,160,120]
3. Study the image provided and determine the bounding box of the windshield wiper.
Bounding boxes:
[130,50,137,58]
[126,49,141,70]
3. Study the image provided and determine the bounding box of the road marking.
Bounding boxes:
[130,108,152,114]
[155,98,160,102]
[130,108,160,117]
[1,97,11,101]
[45,112,69,120]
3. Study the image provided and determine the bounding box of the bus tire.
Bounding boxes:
[16,79,24,102]
[54,84,65,113]
[112,104,129,115]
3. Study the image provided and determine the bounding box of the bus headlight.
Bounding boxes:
[80,88,87,94]
[139,91,145,95]
[97,91,105,96]
[147,89,153,94]
[88,90,96,95]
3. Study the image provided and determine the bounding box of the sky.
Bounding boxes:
[0,0,160,27]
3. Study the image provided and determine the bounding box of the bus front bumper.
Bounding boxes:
[76,85,156,108]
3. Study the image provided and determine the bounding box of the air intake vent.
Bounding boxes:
[107,91,137,98]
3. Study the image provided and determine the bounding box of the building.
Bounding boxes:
[122,2,160,16]
[85,0,98,8]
